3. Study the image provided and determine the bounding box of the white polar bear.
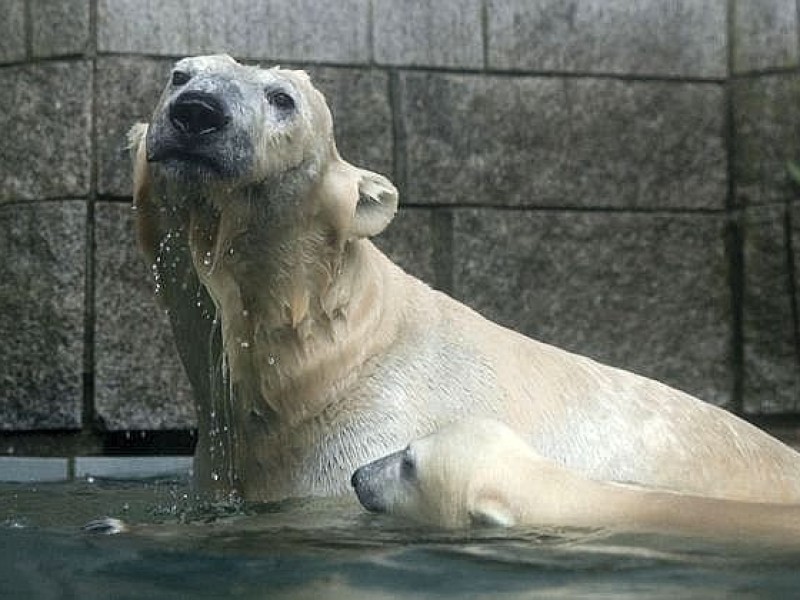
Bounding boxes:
[351,418,800,542]
[132,55,800,503]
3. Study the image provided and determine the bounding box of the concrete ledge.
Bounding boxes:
[75,456,192,480]
[0,458,69,483]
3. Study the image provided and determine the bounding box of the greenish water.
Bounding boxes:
[2,478,800,599]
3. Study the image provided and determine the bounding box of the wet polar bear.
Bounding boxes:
[352,418,800,541]
[131,54,800,503]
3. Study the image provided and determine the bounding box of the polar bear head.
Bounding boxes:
[351,418,536,528]
[130,54,398,242]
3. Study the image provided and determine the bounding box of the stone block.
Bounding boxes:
[95,57,175,198]
[97,0,371,64]
[733,74,800,207]
[399,73,726,209]
[486,0,727,78]
[97,0,190,55]
[306,67,393,180]
[732,0,799,73]
[0,61,92,202]
[373,207,436,285]
[452,209,732,406]
[190,0,371,63]
[94,202,196,430]
[0,201,86,430]
[743,205,800,413]
[373,0,484,68]
[0,0,25,64]
[31,0,91,58]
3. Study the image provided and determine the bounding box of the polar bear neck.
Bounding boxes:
[186,181,401,431]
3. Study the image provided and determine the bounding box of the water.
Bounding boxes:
[2,477,800,599]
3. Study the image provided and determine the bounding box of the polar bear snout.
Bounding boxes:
[351,450,408,513]
[145,61,257,180]
[169,91,230,137]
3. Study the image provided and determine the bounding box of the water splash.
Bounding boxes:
[206,308,239,497]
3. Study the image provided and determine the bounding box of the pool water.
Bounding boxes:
[2,477,800,599]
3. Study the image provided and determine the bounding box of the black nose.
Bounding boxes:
[351,463,387,513]
[169,91,228,136]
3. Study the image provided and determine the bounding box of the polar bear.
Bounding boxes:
[131,54,800,503]
[351,418,800,541]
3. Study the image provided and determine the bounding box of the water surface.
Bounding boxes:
[2,478,799,599]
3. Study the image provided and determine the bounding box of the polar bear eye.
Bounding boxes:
[266,89,296,112]
[172,70,191,86]
[400,446,416,481]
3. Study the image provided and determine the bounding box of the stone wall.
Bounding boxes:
[1,0,799,452]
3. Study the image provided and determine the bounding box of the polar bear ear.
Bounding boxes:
[352,169,398,239]
[468,492,516,528]
[317,156,398,240]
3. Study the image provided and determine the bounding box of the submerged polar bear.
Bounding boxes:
[352,418,800,540]
[131,54,800,503]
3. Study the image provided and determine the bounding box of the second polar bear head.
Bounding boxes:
[351,418,541,528]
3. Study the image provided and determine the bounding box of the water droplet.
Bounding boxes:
[268,355,276,366]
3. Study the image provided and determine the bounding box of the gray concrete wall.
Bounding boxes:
[1,0,799,452]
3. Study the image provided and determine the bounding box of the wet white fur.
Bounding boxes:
[131,55,800,503]
[357,417,800,543]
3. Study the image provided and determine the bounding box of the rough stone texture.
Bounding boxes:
[97,0,371,64]
[96,0,190,56]
[792,203,800,389]
[190,0,371,63]
[372,207,437,286]
[486,0,727,78]
[0,61,92,203]
[31,0,91,58]
[400,73,726,209]
[0,202,86,430]
[732,0,799,73]
[453,209,732,406]
[742,205,800,413]
[94,202,196,430]
[733,74,800,207]
[373,0,484,68]
[95,57,175,197]
[0,0,25,64]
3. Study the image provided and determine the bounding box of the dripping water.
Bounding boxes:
[207,309,239,497]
